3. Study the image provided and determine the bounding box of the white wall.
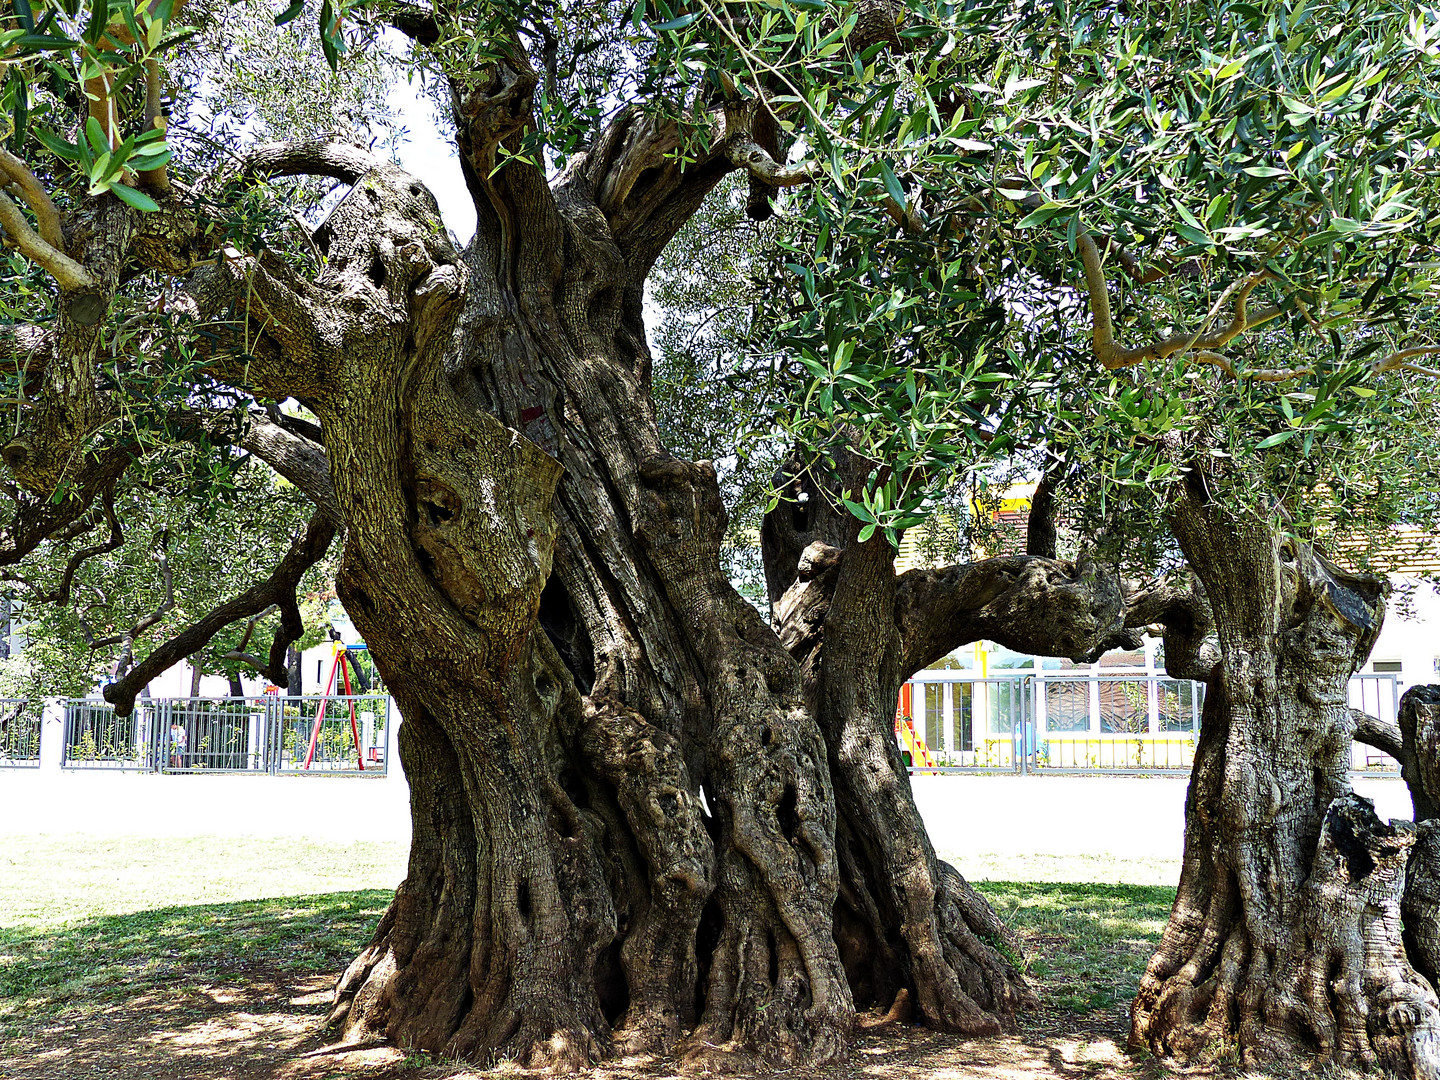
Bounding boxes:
[141,638,360,699]
[1363,578,1440,689]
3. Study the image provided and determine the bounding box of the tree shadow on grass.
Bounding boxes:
[0,881,1183,1080]
[0,889,391,1080]
[974,881,1177,1017]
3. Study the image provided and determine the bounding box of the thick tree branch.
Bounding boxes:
[1353,708,1404,760]
[893,551,1131,677]
[0,449,131,568]
[240,139,386,184]
[137,58,171,193]
[180,253,328,398]
[725,136,820,187]
[0,324,52,370]
[1025,468,1060,559]
[387,3,440,44]
[238,410,339,523]
[1120,574,1218,682]
[104,511,337,714]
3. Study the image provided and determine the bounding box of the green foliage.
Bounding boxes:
[650,175,789,605]
[2,0,184,192]
[4,463,333,697]
[746,0,1440,557]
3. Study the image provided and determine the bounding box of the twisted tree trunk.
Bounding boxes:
[313,67,1147,1065]
[0,58,1163,1072]
[1130,482,1440,1077]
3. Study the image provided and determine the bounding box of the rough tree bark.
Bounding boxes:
[1387,686,1440,1000]
[1130,479,1440,1077]
[315,54,1151,1068]
[4,48,1160,1077]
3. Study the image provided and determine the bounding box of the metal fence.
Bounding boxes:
[273,695,390,773]
[60,695,391,774]
[1351,673,1403,772]
[63,699,159,769]
[0,698,41,767]
[900,671,1398,776]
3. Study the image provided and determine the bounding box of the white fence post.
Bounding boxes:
[387,696,404,782]
[39,698,64,772]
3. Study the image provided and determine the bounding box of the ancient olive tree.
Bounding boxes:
[0,0,1174,1068]
[759,0,1440,1073]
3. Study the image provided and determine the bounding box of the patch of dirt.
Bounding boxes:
[1,965,1176,1080]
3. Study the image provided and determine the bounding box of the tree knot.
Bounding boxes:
[797,542,841,581]
[638,452,712,489]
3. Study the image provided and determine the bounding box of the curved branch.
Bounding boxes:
[37,484,123,606]
[221,602,282,671]
[0,147,66,249]
[1077,232,1280,372]
[894,551,1131,677]
[0,190,96,291]
[103,511,337,714]
[1354,708,1404,760]
[725,136,820,187]
[239,139,386,184]
[0,448,132,568]
[1120,574,1217,682]
[1374,346,1440,377]
[238,410,339,523]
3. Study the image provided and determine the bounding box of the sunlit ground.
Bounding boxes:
[0,835,1340,1080]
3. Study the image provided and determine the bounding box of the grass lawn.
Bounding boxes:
[978,881,1173,1015]
[0,835,1176,1079]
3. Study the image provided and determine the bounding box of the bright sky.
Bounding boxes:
[385,72,477,246]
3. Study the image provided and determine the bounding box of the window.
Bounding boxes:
[1158,680,1203,732]
[1098,680,1148,733]
[953,683,974,751]
[924,683,944,750]
[1374,660,1403,674]
[1045,681,1090,732]
[988,680,1027,735]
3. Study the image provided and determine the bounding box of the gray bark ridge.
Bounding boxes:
[762,454,1146,1038]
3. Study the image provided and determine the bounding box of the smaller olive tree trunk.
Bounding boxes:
[763,458,1138,1035]
[1131,483,1440,1078]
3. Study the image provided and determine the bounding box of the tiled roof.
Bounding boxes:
[1328,526,1440,578]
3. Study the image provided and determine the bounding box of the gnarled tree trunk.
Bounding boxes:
[1131,482,1440,1078]
[760,457,1137,1035]
[323,74,858,1069]
[312,63,1154,1068]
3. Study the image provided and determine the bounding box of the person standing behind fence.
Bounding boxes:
[169,719,187,769]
